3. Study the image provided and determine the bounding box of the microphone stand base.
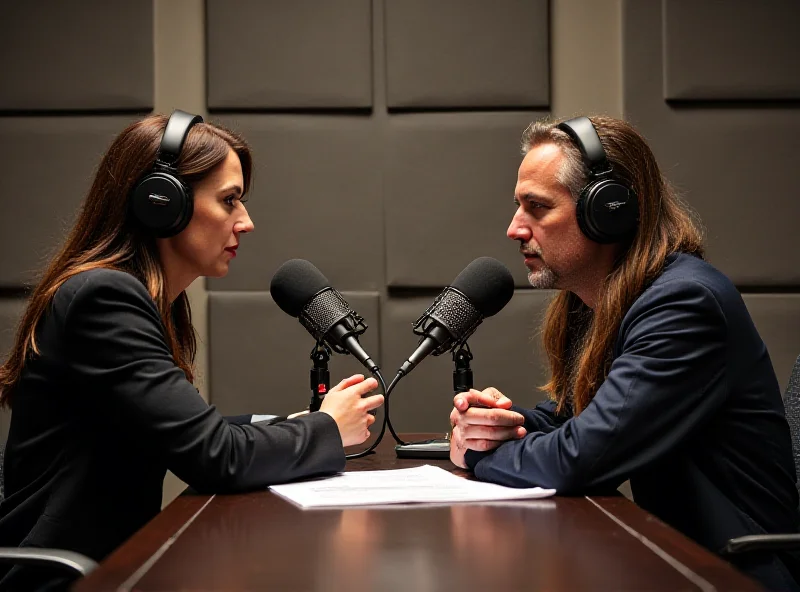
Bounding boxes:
[395,438,450,459]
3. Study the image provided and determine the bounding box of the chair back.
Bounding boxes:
[784,355,800,499]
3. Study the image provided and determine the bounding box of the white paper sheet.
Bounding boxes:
[269,464,556,508]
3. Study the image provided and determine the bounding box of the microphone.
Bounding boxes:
[270,259,379,373]
[398,257,515,377]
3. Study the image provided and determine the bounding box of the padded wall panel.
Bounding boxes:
[0,116,138,287]
[744,295,800,394]
[663,0,800,101]
[0,1,153,111]
[623,1,800,286]
[207,115,384,292]
[209,291,380,417]
[382,290,552,433]
[207,0,372,109]
[385,112,547,288]
[385,0,550,109]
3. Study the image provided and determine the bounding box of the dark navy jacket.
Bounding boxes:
[466,253,799,589]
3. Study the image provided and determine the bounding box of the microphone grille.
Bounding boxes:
[299,288,352,340]
[450,256,515,318]
[429,288,482,343]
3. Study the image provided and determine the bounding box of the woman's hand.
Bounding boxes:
[320,374,384,447]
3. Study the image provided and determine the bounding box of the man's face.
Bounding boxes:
[508,143,607,294]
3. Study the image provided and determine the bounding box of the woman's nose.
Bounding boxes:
[236,212,255,234]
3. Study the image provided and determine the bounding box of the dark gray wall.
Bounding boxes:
[204,0,551,434]
[623,0,800,388]
[0,0,154,443]
[1,0,799,458]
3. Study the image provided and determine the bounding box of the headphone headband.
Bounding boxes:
[557,116,612,177]
[157,109,203,167]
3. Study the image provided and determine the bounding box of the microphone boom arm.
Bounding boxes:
[309,342,331,412]
[452,343,473,396]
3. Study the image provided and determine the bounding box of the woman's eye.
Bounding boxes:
[224,196,236,206]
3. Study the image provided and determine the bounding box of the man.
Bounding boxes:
[449,115,799,590]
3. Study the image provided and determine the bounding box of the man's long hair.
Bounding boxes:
[524,116,704,415]
[0,115,252,407]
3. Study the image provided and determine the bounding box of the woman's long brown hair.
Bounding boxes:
[525,116,704,415]
[0,115,252,407]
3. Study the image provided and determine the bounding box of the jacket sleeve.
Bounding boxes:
[465,278,729,493]
[225,414,254,425]
[512,400,569,433]
[63,270,345,492]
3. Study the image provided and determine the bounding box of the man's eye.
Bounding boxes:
[515,197,545,210]
[527,198,551,209]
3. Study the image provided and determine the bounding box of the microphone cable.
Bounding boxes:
[384,372,408,446]
[344,368,391,459]
[344,368,410,459]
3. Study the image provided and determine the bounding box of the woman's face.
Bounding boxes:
[160,148,254,280]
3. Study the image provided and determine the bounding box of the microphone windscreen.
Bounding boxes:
[270,259,330,318]
[450,257,515,318]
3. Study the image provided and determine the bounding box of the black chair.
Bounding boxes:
[0,443,99,579]
[722,354,800,555]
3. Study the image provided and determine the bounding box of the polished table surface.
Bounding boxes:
[74,433,762,591]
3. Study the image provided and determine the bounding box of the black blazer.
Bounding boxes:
[465,253,800,590]
[0,269,345,589]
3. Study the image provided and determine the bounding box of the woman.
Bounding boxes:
[0,111,383,589]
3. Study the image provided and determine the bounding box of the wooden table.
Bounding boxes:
[74,434,762,591]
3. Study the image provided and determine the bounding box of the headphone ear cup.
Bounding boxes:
[576,179,638,244]
[130,172,192,238]
[575,185,596,242]
[170,186,194,236]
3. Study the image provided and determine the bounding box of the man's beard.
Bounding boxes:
[524,246,558,289]
[528,266,558,289]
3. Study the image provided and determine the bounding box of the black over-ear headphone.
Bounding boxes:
[556,116,638,244]
[130,109,204,238]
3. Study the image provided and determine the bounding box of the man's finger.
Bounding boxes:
[451,425,467,450]
[455,389,512,409]
[480,387,513,409]
[450,407,460,427]
[464,438,505,452]
[454,395,470,411]
[462,424,526,441]
[462,408,525,426]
